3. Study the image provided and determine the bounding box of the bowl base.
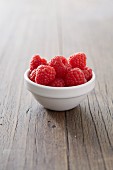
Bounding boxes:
[33,94,86,111]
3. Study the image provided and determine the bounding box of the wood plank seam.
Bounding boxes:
[80,106,92,170]
[65,112,70,170]
[87,96,107,170]
[94,90,113,150]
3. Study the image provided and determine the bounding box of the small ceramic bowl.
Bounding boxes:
[24,69,95,111]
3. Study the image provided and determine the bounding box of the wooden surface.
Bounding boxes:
[0,0,113,169]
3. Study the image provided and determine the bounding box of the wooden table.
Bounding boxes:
[0,0,113,169]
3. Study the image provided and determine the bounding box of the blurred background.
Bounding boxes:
[0,0,113,62]
[0,0,113,89]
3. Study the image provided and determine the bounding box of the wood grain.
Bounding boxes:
[0,0,113,170]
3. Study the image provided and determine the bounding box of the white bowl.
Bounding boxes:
[24,69,95,111]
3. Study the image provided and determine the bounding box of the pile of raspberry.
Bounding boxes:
[29,53,92,87]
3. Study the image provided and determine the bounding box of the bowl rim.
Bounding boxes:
[24,69,95,90]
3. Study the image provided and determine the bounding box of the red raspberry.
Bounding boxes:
[83,67,92,81]
[69,52,86,69]
[30,55,47,71]
[49,56,71,78]
[35,65,56,85]
[50,78,65,87]
[65,68,86,86]
[30,55,42,71]
[41,58,47,65]
[29,69,36,82]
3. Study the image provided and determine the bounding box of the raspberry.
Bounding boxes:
[69,52,86,69]
[41,58,47,65]
[65,68,86,86]
[30,55,47,71]
[83,67,92,81]
[29,69,36,82]
[50,78,65,87]
[49,56,71,78]
[30,55,42,71]
[35,65,56,85]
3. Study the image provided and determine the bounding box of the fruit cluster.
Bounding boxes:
[29,53,92,87]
